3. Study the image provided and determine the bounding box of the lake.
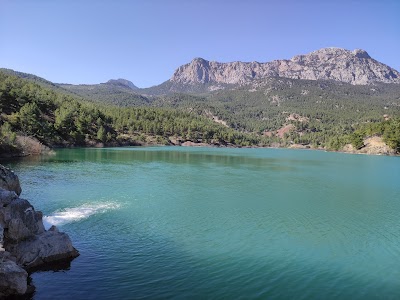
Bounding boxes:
[6,147,400,299]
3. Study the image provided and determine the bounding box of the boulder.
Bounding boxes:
[0,165,22,196]
[3,198,45,242]
[2,197,78,269]
[0,224,3,247]
[0,259,28,297]
[7,229,79,269]
[0,188,18,207]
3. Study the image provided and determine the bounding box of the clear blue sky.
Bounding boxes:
[0,0,399,88]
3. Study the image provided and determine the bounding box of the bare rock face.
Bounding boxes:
[0,259,28,297]
[342,136,396,155]
[0,164,79,296]
[171,48,400,87]
[0,165,22,196]
[0,189,18,207]
[3,198,45,242]
[7,228,79,269]
[1,197,79,269]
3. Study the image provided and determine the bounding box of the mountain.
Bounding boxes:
[104,78,138,90]
[23,47,398,99]
[153,48,399,94]
[0,69,148,106]
[59,79,149,106]
[1,60,400,153]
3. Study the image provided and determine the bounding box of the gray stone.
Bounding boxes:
[7,230,79,269]
[3,199,45,242]
[0,188,18,207]
[0,165,22,196]
[0,224,3,248]
[0,259,28,296]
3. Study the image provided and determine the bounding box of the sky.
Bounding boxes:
[0,0,399,88]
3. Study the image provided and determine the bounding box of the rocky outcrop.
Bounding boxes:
[8,227,78,269]
[0,189,18,207]
[0,165,21,196]
[15,135,53,156]
[0,259,28,297]
[3,199,45,242]
[0,165,78,296]
[342,136,396,155]
[170,48,400,88]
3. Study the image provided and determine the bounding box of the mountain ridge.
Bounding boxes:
[2,47,400,102]
[167,48,399,92]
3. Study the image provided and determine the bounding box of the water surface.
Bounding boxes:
[7,147,400,299]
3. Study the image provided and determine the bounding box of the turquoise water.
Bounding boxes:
[6,147,400,299]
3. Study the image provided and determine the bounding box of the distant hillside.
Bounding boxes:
[59,79,149,106]
[0,68,65,91]
[150,77,400,146]
[0,69,149,107]
[105,79,139,90]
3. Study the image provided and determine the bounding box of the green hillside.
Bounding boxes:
[1,69,400,156]
[0,71,258,156]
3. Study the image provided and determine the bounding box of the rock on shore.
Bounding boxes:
[0,164,78,297]
[0,165,22,196]
[342,136,396,155]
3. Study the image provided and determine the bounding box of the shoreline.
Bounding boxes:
[1,140,398,162]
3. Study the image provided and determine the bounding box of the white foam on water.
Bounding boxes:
[43,202,120,229]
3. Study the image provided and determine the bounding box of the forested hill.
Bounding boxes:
[0,71,260,157]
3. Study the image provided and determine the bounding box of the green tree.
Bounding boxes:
[382,120,400,151]
[350,133,364,150]
[0,122,17,144]
[18,102,41,135]
[97,126,106,142]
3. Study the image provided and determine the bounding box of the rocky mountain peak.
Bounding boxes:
[173,57,212,84]
[291,47,372,63]
[170,48,399,87]
[352,49,371,59]
[191,57,209,65]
